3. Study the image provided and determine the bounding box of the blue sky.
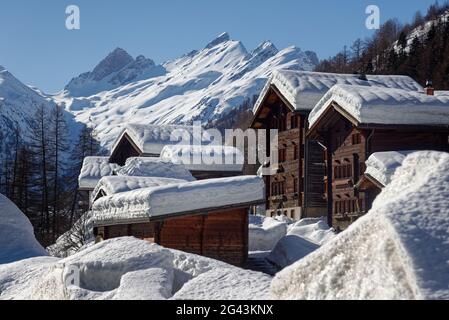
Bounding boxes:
[0,0,439,93]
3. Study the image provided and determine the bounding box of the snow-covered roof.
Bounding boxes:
[115,157,196,181]
[271,151,449,300]
[111,124,209,156]
[364,151,416,187]
[436,91,449,97]
[160,145,244,172]
[92,176,265,226]
[308,84,449,128]
[92,176,189,202]
[253,70,423,114]
[78,157,121,190]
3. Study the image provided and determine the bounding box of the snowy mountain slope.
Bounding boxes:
[65,48,166,97]
[394,10,449,53]
[0,66,52,161]
[55,33,318,151]
[0,66,82,165]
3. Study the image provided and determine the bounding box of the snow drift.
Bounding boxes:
[0,237,271,300]
[248,215,288,252]
[271,151,449,300]
[0,194,48,264]
[267,219,335,269]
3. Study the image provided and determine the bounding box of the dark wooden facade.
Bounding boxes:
[109,133,144,166]
[95,208,249,266]
[250,85,327,220]
[308,102,449,230]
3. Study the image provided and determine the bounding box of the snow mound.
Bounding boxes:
[116,157,195,181]
[61,237,174,292]
[0,257,59,300]
[1,237,272,300]
[267,236,319,269]
[364,151,415,187]
[172,267,272,300]
[0,194,48,264]
[249,215,288,251]
[267,219,335,268]
[113,268,174,300]
[309,84,449,128]
[271,151,449,300]
[287,218,336,245]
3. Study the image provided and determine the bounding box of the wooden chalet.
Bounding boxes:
[92,176,265,266]
[250,70,423,221]
[160,145,244,180]
[307,84,449,230]
[77,157,120,210]
[109,124,243,180]
[109,124,202,166]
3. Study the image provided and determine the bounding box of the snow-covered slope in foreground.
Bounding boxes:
[0,194,48,264]
[55,33,318,150]
[271,151,449,300]
[0,237,271,300]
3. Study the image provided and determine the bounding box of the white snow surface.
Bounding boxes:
[271,151,449,300]
[0,194,48,265]
[115,157,196,181]
[248,215,288,252]
[435,91,449,97]
[92,176,265,225]
[267,219,335,269]
[92,176,189,202]
[253,70,423,114]
[364,151,416,187]
[78,157,121,190]
[308,84,449,128]
[0,237,270,300]
[172,267,272,300]
[112,123,208,155]
[0,66,82,168]
[54,33,318,150]
[160,144,244,172]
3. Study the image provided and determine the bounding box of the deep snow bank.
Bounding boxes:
[248,215,288,252]
[1,237,271,300]
[267,218,335,269]
[271,151,449,300]
[0,194,48,264]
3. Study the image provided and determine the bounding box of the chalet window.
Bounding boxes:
[279,149,287,163]
[291,114,299,129]
[293,144,299,160]
[271,181,286,196]
[334,163,352,180]
[352,133,362,145]
[277,115,287,132]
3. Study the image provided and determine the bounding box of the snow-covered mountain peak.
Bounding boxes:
[91,47,134,81]
[251,41,278,58]
[64,48,166,97]
[55,34,318,150]
[205,32,231,49]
